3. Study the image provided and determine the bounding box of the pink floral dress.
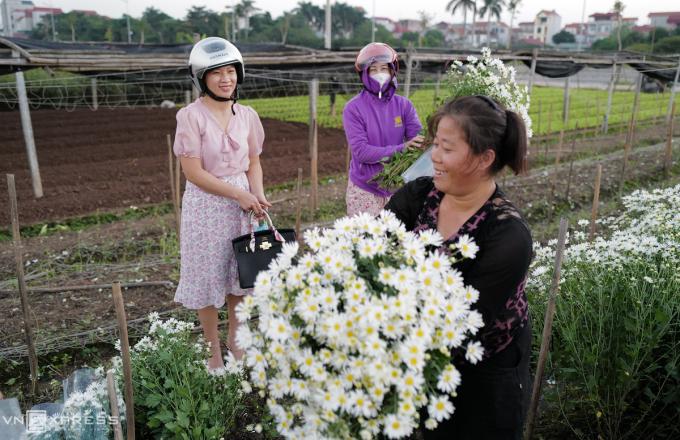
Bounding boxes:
[173,99,264,310]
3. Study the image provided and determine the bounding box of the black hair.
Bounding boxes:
[426,95,528,175]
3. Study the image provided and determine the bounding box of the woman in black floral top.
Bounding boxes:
[386,96,532,440]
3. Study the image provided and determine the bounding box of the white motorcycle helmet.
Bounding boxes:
[189,37,244,107]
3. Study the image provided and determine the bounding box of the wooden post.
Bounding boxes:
[536,100,542,137]
[564,137,577,201]
[603,61,617,134]
[562,75,571,130]
[666,56,680,125]
[345,142,351,173]
[527,48,538,95]
[550,129,565,198]
[295,168,303,242]
[15,71,43,198]
[546,102,553,136]
[595,95,601,136]
[589,164,602,241]
[6,174,39,396]
[524,218,569,440]
[664,102,676,177]
[404,51,413,99]
[433,71,442,107]
[107,370,124,440]
[166,134,181,239]
[309,79,319,212]
[112,282,135,440]
[91,77,98,111]
[630,73,643,146]
[619,118,634,194]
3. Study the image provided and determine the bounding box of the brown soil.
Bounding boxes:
[0,107,348,226]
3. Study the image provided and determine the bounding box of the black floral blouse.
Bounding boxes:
[385,177,533,362]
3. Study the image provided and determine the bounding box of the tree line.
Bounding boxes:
[28,1,445,48]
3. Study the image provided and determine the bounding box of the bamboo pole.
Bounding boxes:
[112,282,135,440]
[603,61,617,134]
[562,76,571,129]
[309,79,319,212]
[15,71,43,198]
[404,50,414,99]
[666,56,680,125]
[619,117,634,194]
[0,280,173,298]
[166,134,181,239]
[6,174,39,396]
[550,129,565,198]
[524,217,569,440]
[527,48,538,95]
[536,100,542,137]
[91,77,98,111]
[107,370,124,440]
[564,136,577,201]
[546,102,553,136]
[295,167,303,242]
[589,164,602,241]
[664,102,676,177]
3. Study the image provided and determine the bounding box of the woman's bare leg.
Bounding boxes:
[197,306,224,369]
[227,295,245,360]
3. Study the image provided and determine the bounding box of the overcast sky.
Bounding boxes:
[20,0,680,28]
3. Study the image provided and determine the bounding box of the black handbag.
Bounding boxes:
[232,211,296,289]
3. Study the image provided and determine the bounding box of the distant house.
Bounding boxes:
[472,21,510,47]
[1,0,36,36]
[533,10,562,46]
[648,11,680,30]
[374,16,396,33]
[587,12,637,43]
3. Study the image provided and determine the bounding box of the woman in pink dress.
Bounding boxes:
[173,37,270,369]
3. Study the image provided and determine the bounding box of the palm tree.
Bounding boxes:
[418,10,434,47]
[479,0,504,46]
[65,13,77,42]
[506,0,521,49]
[612,1,625,51]
[234,0,259,40]
[279,12,292,44]
[294,1,324,32]
[446,0,476,48]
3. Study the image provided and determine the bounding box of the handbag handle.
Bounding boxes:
[248,210,286,252]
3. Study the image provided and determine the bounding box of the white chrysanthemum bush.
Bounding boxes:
[446,47,532,138]
[527,184,680,439]
[237,211,484,439]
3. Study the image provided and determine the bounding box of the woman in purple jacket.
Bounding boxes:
[343,42,424,216]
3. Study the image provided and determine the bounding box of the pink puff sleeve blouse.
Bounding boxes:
[173,99,265,177]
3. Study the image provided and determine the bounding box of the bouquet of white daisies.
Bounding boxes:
[236,210,484,439]
[446,47,532,138]
[374,47,532,189]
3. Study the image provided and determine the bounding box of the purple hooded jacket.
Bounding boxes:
[343,70,422,197]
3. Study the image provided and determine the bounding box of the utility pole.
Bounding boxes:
[4,0,14,37]
[324,0,331,50]
[371,0,376,42]
[577,0,586,52]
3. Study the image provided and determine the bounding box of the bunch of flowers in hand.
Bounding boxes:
[375,47,531,190]
[446,47,532,138]
[236,210,484,439]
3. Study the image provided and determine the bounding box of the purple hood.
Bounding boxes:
[360,68,398,101]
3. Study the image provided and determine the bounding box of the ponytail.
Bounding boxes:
[500,110,528,175]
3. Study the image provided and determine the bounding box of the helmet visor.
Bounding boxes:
[355,44,396,71]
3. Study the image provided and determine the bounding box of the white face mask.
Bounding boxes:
[370,72,391,87]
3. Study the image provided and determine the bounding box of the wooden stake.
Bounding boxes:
[619,117,634,194]
[524,218,569,440]
[15,71,43,198]
[536,99,542,137]
[527,48,538,95]
[664,102,676,177]
[550,129,565,198]
[112,282,135,440]
[309,79,319,213]
[166,134,180,239]
[346,142,351,174]
[295,167,303,241]
[589,164,602,241]
[6,174,39,396]
[564,137,577,201]
[546,102,553,136]
[603,61,617,134]
[107,370,124,440]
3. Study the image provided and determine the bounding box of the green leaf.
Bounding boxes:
[144,393,162,408]
[176,411,190,428]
